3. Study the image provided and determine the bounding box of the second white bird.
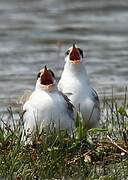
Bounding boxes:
[58,44,100,129]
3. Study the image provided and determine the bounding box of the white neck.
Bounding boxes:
[65,60,85,72]
[35,80,57,92]
[63,60,89,82]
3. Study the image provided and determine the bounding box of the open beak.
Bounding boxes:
[40,66,54,86]
[69,44,80,64]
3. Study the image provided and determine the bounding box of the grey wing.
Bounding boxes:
[91,88,99,102]
[91,88,100,114]
[59,91,74,120]
[90,88,100,124]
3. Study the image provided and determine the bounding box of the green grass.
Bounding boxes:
[0,90,128,179]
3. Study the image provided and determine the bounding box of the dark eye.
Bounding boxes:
[37,72,41,79]
[65,50,70,56]
[49,69,55,78]
[78,48,84,58]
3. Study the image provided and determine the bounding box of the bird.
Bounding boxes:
[23,66,74,139]
[58,44,100,129]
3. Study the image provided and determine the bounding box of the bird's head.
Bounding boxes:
[65,44,84,64]
[36,66,56,91]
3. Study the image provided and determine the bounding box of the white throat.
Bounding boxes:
[64,58,89,81]
[58,57,91,96]
[35,79,57,92]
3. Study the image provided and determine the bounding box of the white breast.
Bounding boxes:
[23,90,74,135]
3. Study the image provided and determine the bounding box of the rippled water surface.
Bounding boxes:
[0,0,128,110]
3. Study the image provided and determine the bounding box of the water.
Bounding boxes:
[0,0,128,111]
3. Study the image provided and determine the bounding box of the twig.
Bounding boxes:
[107,135,128,154]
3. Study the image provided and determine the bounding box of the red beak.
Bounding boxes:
[40,66,54,85]
[69,44,80,62]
